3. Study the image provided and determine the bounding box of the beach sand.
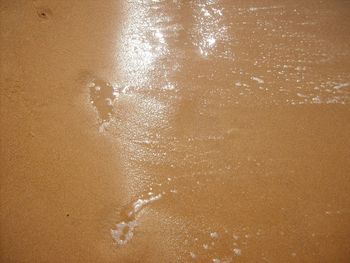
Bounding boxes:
[1,0,350,262]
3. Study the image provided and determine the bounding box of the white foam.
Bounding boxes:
[128,194,162,217]
[190,252,197,259]
[210,232,219,238]
[112,193,162,245]
[233,248,241,256]
[111,220,137,245]
[251,76,264,84]
[333,83,349,90]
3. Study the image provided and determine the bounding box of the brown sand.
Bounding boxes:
[1,0,350,262]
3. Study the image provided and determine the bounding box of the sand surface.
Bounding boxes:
[1,0,350,262]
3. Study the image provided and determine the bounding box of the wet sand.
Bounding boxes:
[1,0,350,262]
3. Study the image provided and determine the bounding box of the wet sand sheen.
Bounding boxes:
[1,0,350,262]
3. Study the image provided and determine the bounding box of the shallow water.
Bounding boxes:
[1,0,350,262]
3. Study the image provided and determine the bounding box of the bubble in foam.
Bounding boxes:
[210,232,219,238]
[233,248,241,256]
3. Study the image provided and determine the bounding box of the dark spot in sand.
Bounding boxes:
[36,8,52,20]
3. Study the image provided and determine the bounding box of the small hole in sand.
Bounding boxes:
[36,8,52,19]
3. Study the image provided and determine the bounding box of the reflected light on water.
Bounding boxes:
[110,0,183,245]
[191,0,231,58]
[117,0,181,89]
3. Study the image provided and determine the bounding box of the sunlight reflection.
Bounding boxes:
[111,0,183,200]
[117,0,181,89]
[191,0,233,59]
